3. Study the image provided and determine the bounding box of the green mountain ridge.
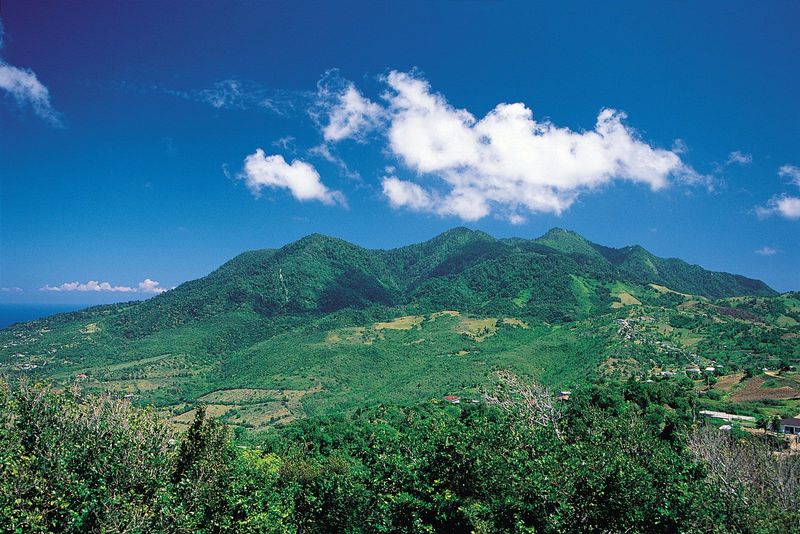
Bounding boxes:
[1,227,794,432]
[131,226,774,330]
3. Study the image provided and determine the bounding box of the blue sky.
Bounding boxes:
[1,1,798,304]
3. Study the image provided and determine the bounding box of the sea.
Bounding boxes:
[0,304,89,329]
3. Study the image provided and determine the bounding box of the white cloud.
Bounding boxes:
[726,151,752,165]
[40,279,167,293]
[756,195,800,220]
[241,149,345,206]
[381,176,492,221]
[0,64,61,124]
[757,198,800,220]
[377,71,700,220]
[756,165,800,220]
[0,21,61,125]
[0,287,22,292]
[382,176,435,211]
[779,164,800,187]
[755,246,778,256]
[138,279,166,294]
[322,85,383,142]
[313,70,384,143]
[506,213,528,225]
[41,281,136,293]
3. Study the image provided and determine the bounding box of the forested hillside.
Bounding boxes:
[2,375,797,532]
[0,228,795,431]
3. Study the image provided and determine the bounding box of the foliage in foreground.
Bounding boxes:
[1,377,797,533]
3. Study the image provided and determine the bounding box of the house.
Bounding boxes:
[557,391,572,401]
[699,410,756,422]
[704,366,716,373]
[659,371,677,378]
[76,373,88,380]
[443,395,461,404]
[685,367,701,374]
[779,418,800,435]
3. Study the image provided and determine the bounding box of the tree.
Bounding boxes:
[482,370,564,439]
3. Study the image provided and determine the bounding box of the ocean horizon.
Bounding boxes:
[0,304,90,329]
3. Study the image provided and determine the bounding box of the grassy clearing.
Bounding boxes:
[570,276,593,316]
[230,402,292,427]
[324,327,368,345]
[429,310,461,319]
[512,288,532,308]
[374,315,424,330]
[649,284,694,298]
[679,336,704,348]
[457,318,498,342]
[173,404,237,427]
[171,385,323,430]
[611,292,642,308]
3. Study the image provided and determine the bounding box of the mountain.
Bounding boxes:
[104,227,775,335]
[1,228,794,432]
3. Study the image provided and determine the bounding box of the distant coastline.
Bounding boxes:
[0,304,87,329]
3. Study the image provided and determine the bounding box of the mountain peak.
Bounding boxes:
[287,233,356,252]
[422,227,496,247]
[438,226,492,239]
[541,227,578,237]
[534,227,600,257]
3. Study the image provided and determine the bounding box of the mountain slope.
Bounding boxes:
[100,227,776,338]
[1,228,791,431]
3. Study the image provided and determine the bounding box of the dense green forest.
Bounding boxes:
[2,374,798,533]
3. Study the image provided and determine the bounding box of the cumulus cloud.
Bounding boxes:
[779,164,800,187]
[40,279,167,293]
[756,195,800,220]
[373,71,700,221]
[755,246,778,256]
[382,176,435,211]
[321,85,383,142]
[241,149,345,206]
[312,70,384,143]
[138,278,166,294]
[41,281,136,293]
[316,71,704,220]
[726,151,752,165]
[0,21,61,125]
[756,164,800,220]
